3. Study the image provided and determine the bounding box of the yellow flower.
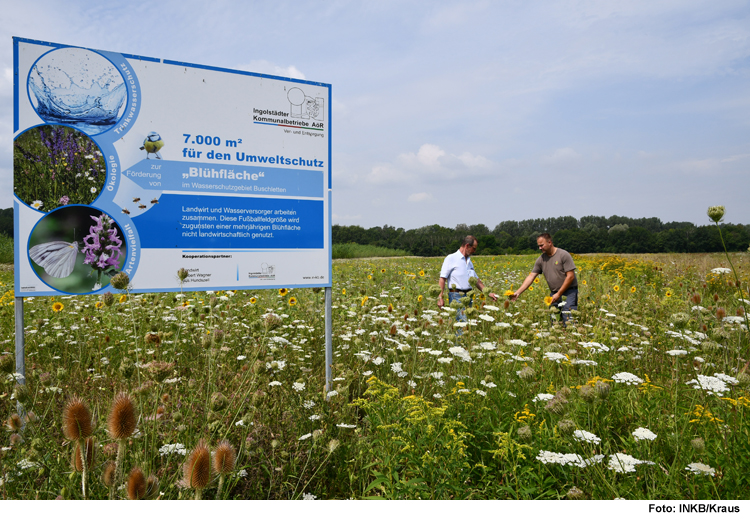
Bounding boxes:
[665,290,672,298]
[504,289,514,297]
[528,286,534,291]
[367,274,373,280]
[581,280,587,286]
[95,301,103,309]
[630,286,636,293]
[52,302,64,312]
[380,269,386,273]
[417,295,423,303]
[249,297,257,304]
[288,297,298,307]
[341,288,347,295]
[278,288,288,296]
[533,277,539,284]
[544,296,553,306]
[119,294,127,303]
[418,270,425,277]
[613,285,620,292]
[361,296,368,307]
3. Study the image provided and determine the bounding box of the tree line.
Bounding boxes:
[333,215,750,256]
[3,208,747,255]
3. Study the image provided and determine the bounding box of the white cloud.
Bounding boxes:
[332,213,362,223]
[408,192,432,202]
[235,60,306,80]
[359,144,495,186]
[541,147,582,166]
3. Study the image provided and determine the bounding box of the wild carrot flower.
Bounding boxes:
[686,462,715,476]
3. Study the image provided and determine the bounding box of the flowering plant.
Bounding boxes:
[82,214,124,288]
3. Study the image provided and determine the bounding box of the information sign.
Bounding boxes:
[13,37,332,295]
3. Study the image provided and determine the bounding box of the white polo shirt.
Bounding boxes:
[440,249,478,291]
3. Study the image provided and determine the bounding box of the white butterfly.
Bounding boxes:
[29,241,79,278]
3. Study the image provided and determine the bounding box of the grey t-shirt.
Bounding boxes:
[532,248,578,293]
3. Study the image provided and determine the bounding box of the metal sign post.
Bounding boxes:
[14,297,26,417]
[324,286,332,397]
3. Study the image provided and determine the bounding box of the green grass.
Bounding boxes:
[0,234,13,264]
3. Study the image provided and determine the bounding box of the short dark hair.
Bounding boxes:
[462,235,477,247]
[538,233,552,242]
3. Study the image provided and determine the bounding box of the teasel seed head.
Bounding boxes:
[108,392,136,440]
[183,439,211,490]
[6,413,23,432]
[214,439,236,475]
[101,460,117,488]
[63,396,93,440]
[9,433,23,446]
[127,467,147,499]
[72,437,95,472]
[110,271,131,291]
[144,474,160,500]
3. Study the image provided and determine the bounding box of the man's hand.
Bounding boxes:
[510,292,520,302]
[489,293,498,302]
[437,296,444,308]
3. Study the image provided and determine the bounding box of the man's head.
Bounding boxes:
[461,235,478,256]
[537,233,554,255]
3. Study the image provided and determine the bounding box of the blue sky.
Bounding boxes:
[2,0,749,229]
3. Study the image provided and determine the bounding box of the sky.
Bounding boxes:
[2,0,750,230]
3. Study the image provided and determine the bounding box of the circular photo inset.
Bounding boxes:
[28,47,127,135]
[28,206,127,294]
[14,125,106,213]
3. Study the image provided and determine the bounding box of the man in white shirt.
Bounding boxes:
[437,236,498,313]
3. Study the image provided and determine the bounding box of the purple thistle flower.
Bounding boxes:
[59,195,70,205]
[82,214,123,271]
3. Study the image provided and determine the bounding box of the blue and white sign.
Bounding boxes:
[13,37,332,295]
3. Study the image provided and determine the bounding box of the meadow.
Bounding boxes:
[0,251,748,500]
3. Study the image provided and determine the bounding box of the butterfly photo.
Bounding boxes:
[27,205,127,293]
[29,240,79,278]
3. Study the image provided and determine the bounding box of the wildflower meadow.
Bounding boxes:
[0,247,748,500]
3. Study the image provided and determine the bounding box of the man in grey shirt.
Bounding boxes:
[510,232,578,324]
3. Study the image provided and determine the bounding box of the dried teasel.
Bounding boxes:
[72,437,96,472]
[108,392,137,440]
[102,460,117,488]
[127,467,147,499]
[63,396,93,440]
[144,474,160,499]
[183,439,211,490]
[213,440,236,475]
[5,413,23,432]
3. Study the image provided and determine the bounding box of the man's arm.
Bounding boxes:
[551,271,576,303]
[437,277,446,307]
[510,272,538,301]
[476,278,498,301]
